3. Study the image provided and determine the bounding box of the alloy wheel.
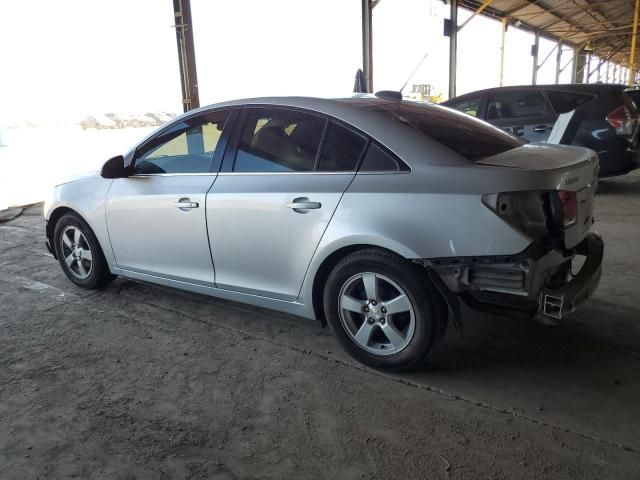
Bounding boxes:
[338,272,416,356]
[60,226,93,280]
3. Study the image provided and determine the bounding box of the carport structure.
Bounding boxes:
[173,0,640,107]
[447,0,640,95]
[173,0,640,110]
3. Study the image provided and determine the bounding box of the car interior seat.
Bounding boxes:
[499,103,512,118]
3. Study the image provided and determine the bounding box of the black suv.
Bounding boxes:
[443,84,640,177]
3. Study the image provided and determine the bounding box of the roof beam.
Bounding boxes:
[458,0,495,31]
[458,0,635,66]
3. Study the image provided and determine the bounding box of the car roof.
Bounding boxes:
[190,94,418,116]
[130,95,470,169]
[444,83,627,102]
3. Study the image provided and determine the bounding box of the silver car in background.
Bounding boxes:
[44,94,603,370]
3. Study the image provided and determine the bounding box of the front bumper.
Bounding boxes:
[538,233,603,320]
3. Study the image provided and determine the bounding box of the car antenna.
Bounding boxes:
[399,52,429,93]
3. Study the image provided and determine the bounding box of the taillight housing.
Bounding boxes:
[606,105,635,136]
[557,191,577,228]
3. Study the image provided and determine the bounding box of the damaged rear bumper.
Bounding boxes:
[538,233,603,320]
[424,233,603,322]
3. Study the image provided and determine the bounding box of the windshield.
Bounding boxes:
[357,100,525,161]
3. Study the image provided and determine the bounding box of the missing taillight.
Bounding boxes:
[557,191,577,227]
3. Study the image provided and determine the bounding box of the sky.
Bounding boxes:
[0,0,630,125]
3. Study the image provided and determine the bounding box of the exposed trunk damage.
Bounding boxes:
[421,145,603,332]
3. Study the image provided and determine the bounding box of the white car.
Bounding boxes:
[44,94,603,370]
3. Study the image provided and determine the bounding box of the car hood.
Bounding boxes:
[54,170,100,187]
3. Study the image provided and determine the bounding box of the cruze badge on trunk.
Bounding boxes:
[565,176,579,186]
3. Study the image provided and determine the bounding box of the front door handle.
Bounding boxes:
[286,197,321,213]
[533,125,552,133]
[174,198,199,211]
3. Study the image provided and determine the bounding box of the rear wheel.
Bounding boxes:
[53,212,114,289]
[323,249,445,371]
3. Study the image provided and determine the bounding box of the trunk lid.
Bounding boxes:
[477,144,599,248]
[476,144,598,191]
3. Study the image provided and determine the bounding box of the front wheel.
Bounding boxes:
[53,212,114,289]
[323,249,445,371]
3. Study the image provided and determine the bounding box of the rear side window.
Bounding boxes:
[364,102,524,162]
[317,123,367,172]
[233,108,326,172]
[446,95,483,117]
[545,90,594,114]
[360,143,408,172]
[487,90,548,119]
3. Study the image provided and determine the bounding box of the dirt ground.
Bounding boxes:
[1,173,640,479]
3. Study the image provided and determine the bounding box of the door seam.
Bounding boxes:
[294,171,359,301]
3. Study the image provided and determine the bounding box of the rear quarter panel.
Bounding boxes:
[299,163,540,309]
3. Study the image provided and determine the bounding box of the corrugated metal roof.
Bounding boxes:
[459,0,637,68]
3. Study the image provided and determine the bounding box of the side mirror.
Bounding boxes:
[101,155,128,179]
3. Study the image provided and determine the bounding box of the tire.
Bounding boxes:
[323,248,446,371]
[53,212,114,289]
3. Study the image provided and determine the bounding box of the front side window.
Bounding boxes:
[233,108,326,172]
[317,123,367,172]
[487,90,548,120]
[134,111,230,174]
[446,95,483,117]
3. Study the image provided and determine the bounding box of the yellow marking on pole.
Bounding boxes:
[629,0,640,85]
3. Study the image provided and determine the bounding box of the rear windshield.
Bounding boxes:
[625,89,640,106]
[544,90,595,114]
[362,101,524,161]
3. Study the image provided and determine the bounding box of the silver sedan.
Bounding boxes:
[44,94,603,370]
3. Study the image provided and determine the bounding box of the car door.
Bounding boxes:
[486,89,557,142]
[105,109,234,285]
[207,107,368,301]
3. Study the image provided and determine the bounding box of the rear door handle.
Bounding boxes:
[533,125,552,133]
[174,198,199,211]
[286,197,321,213]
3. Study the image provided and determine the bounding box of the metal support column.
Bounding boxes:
[629,0,640,85]
[448,0,458,98]
[499,17,507,87]
[606,61,610,83]
[555,41,562,84]
[573,47,587,84]
[361,0,373,93]
[531,30,540,85]
[173,0,200,112]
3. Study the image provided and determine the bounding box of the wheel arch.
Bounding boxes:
[311,243,415,326]
[46,206,103,260]
[46,206,78,258]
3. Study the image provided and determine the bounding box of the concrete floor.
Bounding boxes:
[1,172,639,479]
